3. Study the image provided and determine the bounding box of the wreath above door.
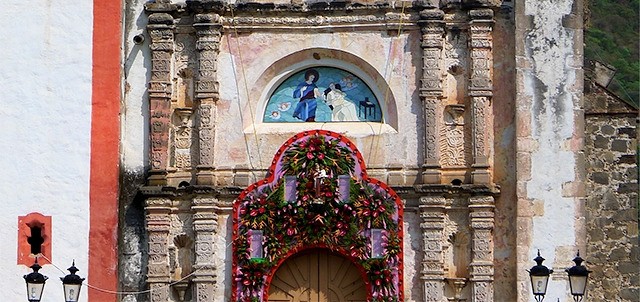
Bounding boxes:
[232,130,404,302]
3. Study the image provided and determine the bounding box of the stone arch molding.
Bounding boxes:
[245,48,399,134]
[232,130,404,302]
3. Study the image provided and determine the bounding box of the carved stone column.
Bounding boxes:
[193,14,222,185]
[192,197,219,301]
[468,195,495,302]
[419,196,447,301]
[147,12,175,185]
[418,9,445,184]
[468,9,494,184]
[418,9,444,184]
[145,198,172,302]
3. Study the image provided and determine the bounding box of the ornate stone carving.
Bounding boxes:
[173,108,194,169]
[147,13,175,183]
[193,14,221,184]
[468,195,495,302]
[145,198,172,302]
[197,104,215,168]
[150,283,170,302]
[418,9,445,184]
[468,9,494,184]
[420,196,446,300]
[194,14,221,100]
[441,104,466,167]
[192,197,219,301]
[223,13,414,30]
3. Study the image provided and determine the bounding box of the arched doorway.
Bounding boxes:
[267,250,367,302]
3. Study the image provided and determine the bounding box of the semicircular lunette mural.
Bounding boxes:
[264,67,382,123]
[232,130,404,302]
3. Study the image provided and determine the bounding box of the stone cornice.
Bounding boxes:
[140,183,499,200]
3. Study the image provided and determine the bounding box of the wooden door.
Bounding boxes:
[268,251,367,302]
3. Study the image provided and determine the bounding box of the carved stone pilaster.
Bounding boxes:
[147,12,175,185]
[468,9,493,184]
[145,198,172,302]
[193,14,222,185]
[191,197,219,302]
[419,196,447,301]
[418,9,445,184]
[468,195,495,302]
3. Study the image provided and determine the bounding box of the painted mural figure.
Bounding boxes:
[292,69,320,122]
[324,83,359,122]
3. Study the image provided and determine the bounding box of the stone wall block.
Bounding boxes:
[515,152,531,180]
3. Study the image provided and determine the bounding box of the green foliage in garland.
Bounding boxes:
[234,134,402,302]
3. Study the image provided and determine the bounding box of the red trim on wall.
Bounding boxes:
[90,0,121,301]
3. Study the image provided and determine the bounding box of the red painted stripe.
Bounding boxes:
[90,0,121,301]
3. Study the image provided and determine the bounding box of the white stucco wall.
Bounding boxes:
[0,1,93,301]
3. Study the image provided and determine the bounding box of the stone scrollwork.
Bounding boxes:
[441,104,466,167]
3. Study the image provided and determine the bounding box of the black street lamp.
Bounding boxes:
[23,258,48,302]
[61,261,85,302]
[566,252,591,302]
[528,250,553,302]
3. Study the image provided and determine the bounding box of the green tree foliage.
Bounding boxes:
[585,0,639,106]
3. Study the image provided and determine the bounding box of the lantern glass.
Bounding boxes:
[569,275,588,296]
[530,275,549,296]
[26,282,45,302]
[528,250,552,302]
[63,283,82,302]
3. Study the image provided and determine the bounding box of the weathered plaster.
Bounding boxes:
[517,0,584,301]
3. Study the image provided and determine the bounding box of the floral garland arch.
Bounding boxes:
[232,130,404,302]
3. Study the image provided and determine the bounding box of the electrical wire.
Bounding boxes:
[227,7,264,178]
[39,254,199,296]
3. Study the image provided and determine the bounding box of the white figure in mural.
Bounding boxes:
[324,83,359,122]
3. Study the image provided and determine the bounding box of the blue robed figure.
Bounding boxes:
[292,69,320,122]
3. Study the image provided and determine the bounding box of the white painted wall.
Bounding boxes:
[122,0,149,174]
[0,1,93,301]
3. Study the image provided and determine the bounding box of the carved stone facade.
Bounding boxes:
[138,1,505,301]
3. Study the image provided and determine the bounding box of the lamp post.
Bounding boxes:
[566,252,591,302]
[23,258,48,302]
[527,250,553,302]
[61,261,85,302]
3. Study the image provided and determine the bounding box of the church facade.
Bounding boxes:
[2,0,637,301]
